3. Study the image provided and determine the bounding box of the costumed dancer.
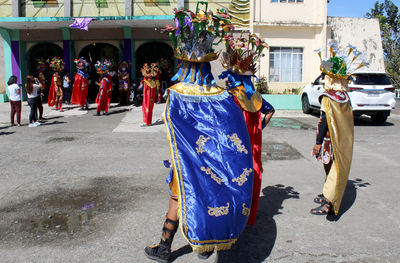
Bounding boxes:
[94,60,112,116]
[144,6,252,262]
[153,63,163,103]
[36,58,46,120]
[218,33,275,225]
[311,43,368,215]
[71,57,89,110]
[140,63,157,126]
[118,61,130,105]
[47,57,65,112]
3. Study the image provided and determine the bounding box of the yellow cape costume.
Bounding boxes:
[321,89,354,215]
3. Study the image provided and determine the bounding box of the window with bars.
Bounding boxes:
[271,0,304,3]
[269,47,303,82]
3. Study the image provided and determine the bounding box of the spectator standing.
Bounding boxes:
[63,71,72,104]
[25,75,42,127]
[7,76,21,126]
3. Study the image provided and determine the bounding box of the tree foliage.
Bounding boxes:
[366,0,400,89]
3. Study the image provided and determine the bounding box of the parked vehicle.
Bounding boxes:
[301,71,396,123]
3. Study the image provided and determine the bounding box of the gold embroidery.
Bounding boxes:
[242,203,250,216]
[227,133,248,154]
[201,166,225,185]
[232,168,253,186]
[196,135,211,154]
[208,202,230,217]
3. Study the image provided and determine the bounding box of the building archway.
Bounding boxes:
[136,42,174,79]
[27,42,63,78]
[78,43,119,102]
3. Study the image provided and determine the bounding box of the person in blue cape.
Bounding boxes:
[144,6,254,263]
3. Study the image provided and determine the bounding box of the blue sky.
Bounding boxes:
[328,0,400,18]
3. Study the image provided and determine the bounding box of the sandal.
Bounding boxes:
[310,202,332,215]
[313,194,327,204]
[144,216,179,263]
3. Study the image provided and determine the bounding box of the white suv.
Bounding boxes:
[301,71,396,123]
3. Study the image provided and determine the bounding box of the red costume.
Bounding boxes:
[96,75,112,114]
[140,63,157,125]
[47,57,64,111]
[230,87,274,225]
[71,58,89,108]
[48,73,62,108]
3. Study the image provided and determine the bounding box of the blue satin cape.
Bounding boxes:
[163,61,253,252]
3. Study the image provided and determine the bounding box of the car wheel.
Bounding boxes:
[370,113,387,124]
[302,95,312,114]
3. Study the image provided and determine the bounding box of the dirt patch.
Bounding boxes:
[262,142,303,161]
[46,136,76,143]
[0,177,150,247]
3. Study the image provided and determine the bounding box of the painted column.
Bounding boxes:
[60,27,73,73]
[0,29,11,101]
[11,41,20,83]
[0,29,23,101]
[123,26,136,79]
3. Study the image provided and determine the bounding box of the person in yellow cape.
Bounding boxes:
[311,74,354,215]
[311,43,367,216]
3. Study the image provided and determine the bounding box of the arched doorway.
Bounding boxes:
[27,43,63,101]
[136,42,174,80]
[78,43,119,102]
[28,42,63,76]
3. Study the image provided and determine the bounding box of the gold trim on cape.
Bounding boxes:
[322,96,354,215]
[169,83,225,96]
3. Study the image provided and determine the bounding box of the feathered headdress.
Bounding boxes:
[47,57,64,72]
[36,58,47,72]
[118,61,130,71]
[162,3,234,62]
[95,59,112,75]
[221,33,268,75]
[315,42,369,79]
[74,57,89,71]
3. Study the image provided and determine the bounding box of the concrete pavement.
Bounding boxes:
[0,100,399,263]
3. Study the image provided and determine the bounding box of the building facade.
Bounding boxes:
[0,0,384,101]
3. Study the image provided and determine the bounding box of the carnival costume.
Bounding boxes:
[153,63,163,103]
[118,61,130,105]
[218,33,274,225]
[94,60,112,115]
[311,44,368,215]
[140,63,157,125]
[71,57,89,109]
[47,57,65,111]
[145,6,253,262]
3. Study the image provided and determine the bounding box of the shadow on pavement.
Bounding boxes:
[0,131,15,136]
[41,120,67,126]
[151,119,164,127]
[41,116,63,121]
[354,116,394,127]
[106,109,130,116]
[215,184,300,263]
[327,178,370,221]
[170,245,193,262]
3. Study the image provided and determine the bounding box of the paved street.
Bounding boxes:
[0,101,399,263]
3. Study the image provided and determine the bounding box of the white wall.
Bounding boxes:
[328,17,385,72]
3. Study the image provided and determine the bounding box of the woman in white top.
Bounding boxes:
[7,75,21,126]
[25,75,43,127]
